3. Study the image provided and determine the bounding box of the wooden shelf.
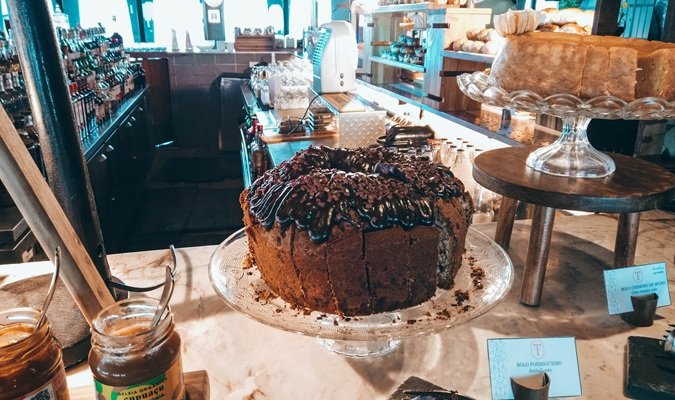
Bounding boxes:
[370,56,426,72]
[441,50,495,64]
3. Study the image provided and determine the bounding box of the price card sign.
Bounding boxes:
[487,337,582,400]
[603,262,671,315]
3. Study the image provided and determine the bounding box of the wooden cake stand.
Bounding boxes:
[473,146,675,306]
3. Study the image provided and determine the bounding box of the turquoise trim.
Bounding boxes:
[62,0,79,27]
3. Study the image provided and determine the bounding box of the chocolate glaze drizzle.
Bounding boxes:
[248,146,466,243]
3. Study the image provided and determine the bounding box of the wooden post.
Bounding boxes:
[0,106,115,323]
[495,196,518,250]
[520,205,556,307]
[614,212,640,267]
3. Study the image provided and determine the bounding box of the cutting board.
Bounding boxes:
[322,93,366,113]
[261,130,338,144]
[626,336,675,400]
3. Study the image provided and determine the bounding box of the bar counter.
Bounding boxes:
[2,211,673,399]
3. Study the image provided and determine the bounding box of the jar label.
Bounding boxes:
[94,360,184,400]
[22,365,69,400]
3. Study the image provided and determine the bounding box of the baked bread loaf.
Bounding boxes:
[241,146,474,316]
[489,32,675,100]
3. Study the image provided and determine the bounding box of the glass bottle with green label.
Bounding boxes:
[89,299,185,400]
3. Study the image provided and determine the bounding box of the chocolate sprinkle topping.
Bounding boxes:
[248,146,466,243]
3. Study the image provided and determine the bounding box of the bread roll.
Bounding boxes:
[475,29,488,42]
[538,24,559,32]
[451,38,467,51]
[479,28,499,42]
[481,41,502,55]
[494,9,540,37]
[466,29,482,40]
[486,29,501,42]
[539,8,558,25]
[559,23,588,35]
[469,41,484,53]
[461,40,476,52]
[557,8,584,25]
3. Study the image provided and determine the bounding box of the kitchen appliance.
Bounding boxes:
[311,21,358,94]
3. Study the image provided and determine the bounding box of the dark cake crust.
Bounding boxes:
[241,146,473,316]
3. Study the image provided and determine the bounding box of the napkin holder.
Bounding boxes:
[621,293,658,327]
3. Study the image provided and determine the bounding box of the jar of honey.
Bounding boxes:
[89,298,185,400]
[0,307,70,400]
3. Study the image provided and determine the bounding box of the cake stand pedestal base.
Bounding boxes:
[316,338,401,358]
[525,116,615,178]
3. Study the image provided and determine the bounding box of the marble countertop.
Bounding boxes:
[2,211,674,399]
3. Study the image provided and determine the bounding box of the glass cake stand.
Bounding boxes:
[457,70,675,178]
[209,228,513,358]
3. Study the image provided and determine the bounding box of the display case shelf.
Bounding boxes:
[370,2,459,14]
[370,56,426,72]
[441,50,495,64]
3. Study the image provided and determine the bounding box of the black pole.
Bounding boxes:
[7,0,113,290]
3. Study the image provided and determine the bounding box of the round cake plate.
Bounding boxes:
[457,71,675,178]
[209,228,514,358]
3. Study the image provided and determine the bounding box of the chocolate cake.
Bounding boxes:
[241,146,474,316]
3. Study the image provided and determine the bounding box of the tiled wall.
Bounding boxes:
[154,52,294,149]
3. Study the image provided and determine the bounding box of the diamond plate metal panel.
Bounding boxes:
[337,110,386,148]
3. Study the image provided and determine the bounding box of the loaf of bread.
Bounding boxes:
[490,32,675,100]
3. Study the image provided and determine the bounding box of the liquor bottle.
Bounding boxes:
[250,125,268,177]
[0,78,12,116]
[2,73,19,114]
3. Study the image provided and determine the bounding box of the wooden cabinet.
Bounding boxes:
[87,140,115,250]
[438,50,493,112]
[118,105,153,185]
[87,98,153,253]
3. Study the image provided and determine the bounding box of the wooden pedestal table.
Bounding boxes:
[472,146,675,306]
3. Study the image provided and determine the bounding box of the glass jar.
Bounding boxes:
[0,307,70,400]
[89,299,185,400]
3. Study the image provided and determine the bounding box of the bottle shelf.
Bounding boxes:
[370,56,426,73]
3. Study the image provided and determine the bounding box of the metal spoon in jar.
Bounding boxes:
[151,264,175,327]
[36,246,60,329]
